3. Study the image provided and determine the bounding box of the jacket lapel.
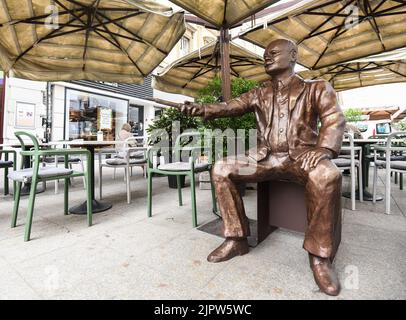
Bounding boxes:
[288,75,306,113]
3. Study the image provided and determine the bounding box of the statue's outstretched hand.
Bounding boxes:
[298,148,333,171]
[180,101,204,117]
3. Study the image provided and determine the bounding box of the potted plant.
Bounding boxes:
[146,107,200,188]
[196,77,259,196]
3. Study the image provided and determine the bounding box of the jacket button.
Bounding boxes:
[280,113,285,118]
[279,128,284,133]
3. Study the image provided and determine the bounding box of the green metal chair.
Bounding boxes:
[8,131,93,241]
[0,149,16,196]
[147,132,218,227]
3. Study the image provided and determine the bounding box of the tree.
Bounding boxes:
[344,108,363,122]
[196,76,258,147]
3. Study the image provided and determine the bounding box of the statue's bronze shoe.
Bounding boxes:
[207,238,249,263]
[309,253,341,296]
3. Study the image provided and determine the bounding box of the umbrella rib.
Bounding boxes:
[335,2,406,39]
[182,66,217,88]
[229,65,240,78]
[93,28,143,44]
[0,9,85,27]
[300,0,355,43]
[11,11,88,68]
[92,19,145,77]
[95,10,168,55]
[181,42,220,87]
[83,0,101,72]
[361,1,386,51]
[373,62,406,78]
[311,21,347,69]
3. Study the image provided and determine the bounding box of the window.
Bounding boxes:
[376,123,391,135]
[66,89,128,141]
[180,36,190,55]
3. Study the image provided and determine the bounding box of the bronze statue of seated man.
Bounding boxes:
[179,39,346,296]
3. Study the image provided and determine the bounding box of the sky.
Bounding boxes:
[154,0,406,111]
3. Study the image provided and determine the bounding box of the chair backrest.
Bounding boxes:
[384,131,406,146]
[174,131,212,164]
[14,131,40,151]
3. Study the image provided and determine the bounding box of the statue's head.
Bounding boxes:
[264,39,297,76]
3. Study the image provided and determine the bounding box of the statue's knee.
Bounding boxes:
[310,162,341,187]
[212,161,231,179]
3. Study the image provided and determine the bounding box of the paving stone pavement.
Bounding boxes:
[0,166,405,300]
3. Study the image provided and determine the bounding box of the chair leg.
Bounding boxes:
[64,178,69,215]
[400,173,403,190]
[54,156,59,194]
[126,167,131,204]
[177,175,183,206]
[385,168,391,214]
[24,180,38,242]
[11,182,22,228]
[365,160,370,188]
[190,172,197,228]
[69,163,75,187]
[394,172,398,184]
[4,167,9,195]
[372,165,378,203]
[147,170,152,217]
[209,171,218,214]
[3,153,9,195]
[350,165,356,211]
[99,165,103,200]
[113,167,116,180]
[81,159,86,189]
[358,165,363,202]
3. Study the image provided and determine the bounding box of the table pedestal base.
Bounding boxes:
[69,199,112,215]
[342,189,383,202]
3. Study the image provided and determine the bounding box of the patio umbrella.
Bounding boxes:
[169,0,281,100]
[153,40,269,98]
[240,0,406,70]
[299,59,406,91]
[0,0,186,83]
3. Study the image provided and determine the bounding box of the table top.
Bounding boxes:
[343,138,405,144]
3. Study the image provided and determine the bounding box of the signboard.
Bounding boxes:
[98,107,113,130]
[15,102,35,128]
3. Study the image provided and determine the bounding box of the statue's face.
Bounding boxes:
[263,41,296,76]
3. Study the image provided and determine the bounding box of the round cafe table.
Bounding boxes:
[49,140,145,214]
[342,138,387,201]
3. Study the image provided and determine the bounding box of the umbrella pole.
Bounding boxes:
[220,27,231,102]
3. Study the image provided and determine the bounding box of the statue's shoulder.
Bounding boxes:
[303,78,334,91]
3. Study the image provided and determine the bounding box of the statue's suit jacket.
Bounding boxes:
[202,74,346,161]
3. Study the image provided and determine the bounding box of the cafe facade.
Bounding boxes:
[1,75,168,144]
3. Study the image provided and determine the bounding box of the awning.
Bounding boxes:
[152,40,269,97]
[169,0,280,28]
[0,0,186,83]
[240,0,406,70]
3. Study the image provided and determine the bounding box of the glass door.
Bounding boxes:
[128,105,144,137]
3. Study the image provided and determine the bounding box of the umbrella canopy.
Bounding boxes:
[299,60,406,91]
[240,0,406,70]
[0,0,186,83]
[169,0,280,28]
[169,0,281,100]
[152,40,270,97]
[361,107,399,120]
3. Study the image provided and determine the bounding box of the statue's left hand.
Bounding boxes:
[298,148,333,171]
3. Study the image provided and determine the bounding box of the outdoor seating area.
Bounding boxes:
[0,158,404,299]
[0,0,405,304]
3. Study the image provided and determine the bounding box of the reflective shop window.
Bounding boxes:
[67,89,128,141]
